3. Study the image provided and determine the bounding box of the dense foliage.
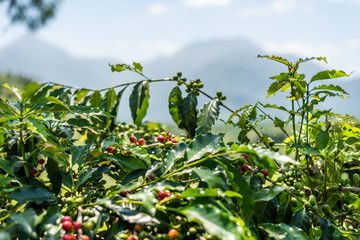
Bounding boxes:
[0,56,359,239]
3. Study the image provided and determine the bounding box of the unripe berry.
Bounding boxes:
[138,138,146,146]
[130,136,137,143]
[62,221,73,232]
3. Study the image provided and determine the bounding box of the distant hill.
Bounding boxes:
[0,35,359,123]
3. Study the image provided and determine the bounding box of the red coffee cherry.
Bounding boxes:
[62,221,73,232]
[130,136,138,143]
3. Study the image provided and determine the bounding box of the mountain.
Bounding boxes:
[0,36,359,123]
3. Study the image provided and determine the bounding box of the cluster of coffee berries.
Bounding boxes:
[157,132,177,146]
[130,136,146,146]
[185,78,204,94]
[61,216,90,240]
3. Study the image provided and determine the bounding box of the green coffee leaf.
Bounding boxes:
[187,133,222,162]
[45,158,62,196]
[310,70,349,83]
[179,92,198,138]
[10,186,56,204]
[259,223,307,240]
[196,99,220,135]
[291,208,312,235]
[181,204,250,240]
[168,86,183,126]
[129,81,150,126]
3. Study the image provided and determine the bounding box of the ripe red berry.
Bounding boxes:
[146,174,154,181]
[241,164,248,172]
[240,153,248,159]
[167,133,172,139]
[62,220,73,232]
[138,138,146,146]
[73,221,82,231]
[62,233,74,240]
[170,138,177,143]
[168,228,179,239]
[128,236,138,240]
[81,235,90,240]
[158,190,169,200]
[62,216,73,223]
[262,169,269,177]
[38,159,45,165]
[157,135,166,143]
[120,190,131,197]
[130,136,137,143]
[107,146,114,152]
[30,169,38,176]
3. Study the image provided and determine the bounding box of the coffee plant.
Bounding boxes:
[0,56,359,239]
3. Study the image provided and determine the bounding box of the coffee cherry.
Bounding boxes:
[168,229,178,239]
[262,169,269,177]
[146,174,154,181]
[130,136,138,143]
[240,153,248,160]
[81,235,90,240]
[138,138,146,146]
[62,216,73,223]
[30,169,38,176]
[38,159,45,165]
[128,236,138,240]
[107,146,114,152]
[73,222,82,231]
[170,138,177,143]
[241,164,248,172]
[82,221,95,231]
[294,182,302,189]
[121,190,132,197]
[157,135,166,143]
[135,223,145,231]
[62,221,73,232]
[158,191,169,200]
[62,233,74,240]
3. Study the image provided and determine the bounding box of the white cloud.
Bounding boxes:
[183,0,231,8]
[237,0,296,18]
[148,3,167,15]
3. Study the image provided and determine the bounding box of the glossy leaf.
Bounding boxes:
[181,204,250,240]
[193,166,228,191]
[312,84,348,95]
[260,223,307,240]
[77,166,109,189]
[310,70,349,83]
[45,158,62,195]
[196,99,220,135]
[187,133,222,162]
[257,55,290,66]
[90,90,102,108]
[290,208,312,235]
[316,131,329,149]
[0,158,15,177]
[163,143,187,175]
[10,186,56,204]
[74,89,89,105]
[129,81,150,126]
[254,197,279,223]
[10,209,37,239]
[267,81,290,98]
[179,92,198,138]
[319,217,333,240]
[108,154,147,172]
[0,98,19,115]
[21,82,44,103]
[168,86,183,126]
[254,186,286,202]
[109,87,127,130]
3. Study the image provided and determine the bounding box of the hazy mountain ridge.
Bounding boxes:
[0,36,359,122]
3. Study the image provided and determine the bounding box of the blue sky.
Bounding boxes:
[1,0,360,76]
